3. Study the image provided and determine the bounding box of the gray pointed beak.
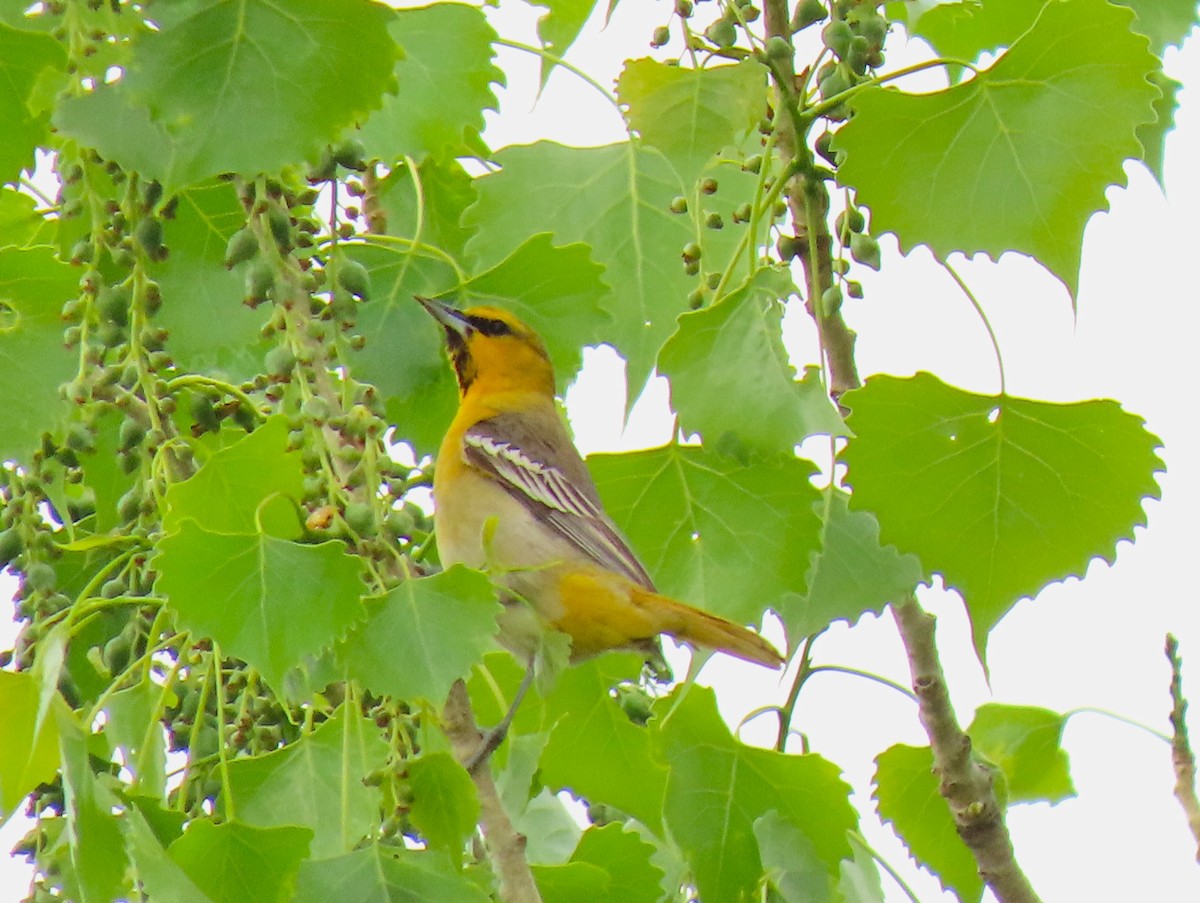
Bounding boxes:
[415,296,472,339]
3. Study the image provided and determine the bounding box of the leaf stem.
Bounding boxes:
[775,632,817,752]
[806,664,918,702]
[849,831,924,903]
[1064,706,1170,744]
[942,259,1006,395]
[165,374,266,421]
[494,38,622,117]
[211,643,237,820]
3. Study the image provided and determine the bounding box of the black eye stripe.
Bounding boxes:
[466,315,512,337]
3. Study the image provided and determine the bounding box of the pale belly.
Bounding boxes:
[433,467,581,624]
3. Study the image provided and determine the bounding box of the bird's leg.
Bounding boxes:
[465,660,536,773]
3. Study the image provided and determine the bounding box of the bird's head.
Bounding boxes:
[416,297,555,398]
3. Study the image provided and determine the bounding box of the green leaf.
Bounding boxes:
[536,0,603,85]
[104,680,169,795]
[291,845,491,903]
[225,705,389,858]
[153,180,269,382]
[659,268,825,458]
[359,3,501,163]
[123,802,213,903]
[835,0,1159,297]
[754,810,836,903]
[539,656,668,834]
[569,823,664,903]
[616,58,766,184]
[533,862,613,902]
[60,0,399,192]
[874,743,982,903]
[787,490,922,643]
[58,712,131,903]
[837,834,886,903]
[514,788,583,865]
[157,523,366,693]
[660,686,856,902]
[589,444,822,630]
[967,704,1075,804]
[0,186,51,249]
[163,416,305,535]
[841,372,1163,658]
[168,820,311,903]
[407,751,480,857]
[77,410,134,534]
[461,233,611,391]
[336,242,460,455]
[464,141,759,403]
[0,246,79,465]
[1120,0,1200,52]
[374,157,478,261]
[900,0,1045,77]
[336,566,500,705]
[0,670,61,820]
[0,22,64,182]
[1137,70,1181,188]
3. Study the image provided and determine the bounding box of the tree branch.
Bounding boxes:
[1165,634,1200,859]
[762,0,861,401]
[891,596,1043,903]
[444,679,543,903]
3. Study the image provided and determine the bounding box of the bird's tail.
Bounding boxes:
[638,589,785,669]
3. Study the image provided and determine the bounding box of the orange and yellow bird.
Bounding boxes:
[419,296,784,676]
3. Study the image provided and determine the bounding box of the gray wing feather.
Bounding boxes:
[463,413,654,590]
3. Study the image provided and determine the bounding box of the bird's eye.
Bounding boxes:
[468,315,512,337]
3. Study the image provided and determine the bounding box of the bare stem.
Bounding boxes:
[891,595,1042,903]
[444,680,543,903]
[1166,634,1200,860]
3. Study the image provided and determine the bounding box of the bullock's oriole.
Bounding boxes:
[418,296,784,677]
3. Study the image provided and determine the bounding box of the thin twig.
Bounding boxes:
[444,680,543,903]
[1166,634,1200,860]
[891,595,1042,903]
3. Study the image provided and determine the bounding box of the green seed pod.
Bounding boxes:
[850,232,881,270]
[776,233,801,260]
[223,227,259,269]
[821,19,853,58]
[819,65,851,101]
[266,207,292,249]
[764,35,791,60]
[699,177,718,195]
[333,138,368,170]
[846,280,863,299]
[344,502,375,537]
[705,212,724,230]
[190,394,219,434]
[265,345,296,379]
[820,284,843,315]
[70,238,94,265]
[0,528,23,568]
[681,241,701,263]
[742,154,763,174]
[815,130,837,165]
[245,259,275,306]
[705,17,737,48]
[669,196,688,215]
[117,485,143,521]
[134,217,164,256]
[792,0,827,31]
[651,25,670,47]
[337,259,371,300]
[118,417,146,451]
[835,208,865,236]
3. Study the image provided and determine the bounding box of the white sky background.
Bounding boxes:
[2,2,1198,901]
